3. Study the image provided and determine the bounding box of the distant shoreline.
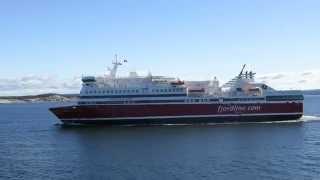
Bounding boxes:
[302,89,320,95]
[0,93,78,104]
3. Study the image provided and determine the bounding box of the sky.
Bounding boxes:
[0,0,320,95]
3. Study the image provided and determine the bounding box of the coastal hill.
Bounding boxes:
[0,93,78,104]
[0,90,320,104]
[302,89,320,95]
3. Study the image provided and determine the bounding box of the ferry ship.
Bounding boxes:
[50,56,304,125]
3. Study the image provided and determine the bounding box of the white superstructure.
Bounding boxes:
[79,56,302,104]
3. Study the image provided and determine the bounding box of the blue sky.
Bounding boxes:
[1,0,320,95]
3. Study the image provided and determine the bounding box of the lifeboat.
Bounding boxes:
[188,88,205,93]
[187,88,206,96]
[170,80,185,86]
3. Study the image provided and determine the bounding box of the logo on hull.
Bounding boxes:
[217,105,261,113]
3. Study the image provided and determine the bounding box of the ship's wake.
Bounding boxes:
[241,115,320,124]
[170,115,320,126]
[299,115,320,122]
[55,115,320,128]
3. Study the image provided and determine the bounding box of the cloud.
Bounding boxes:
[258,76,269,80]
[256,70,320,90]
[1,69,320,96]
[271,74,285,80]
[301,72,313,76]
[0,75,81,96]
[298,80,307,84]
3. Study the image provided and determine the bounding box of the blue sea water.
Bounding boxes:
[0,96,320,180]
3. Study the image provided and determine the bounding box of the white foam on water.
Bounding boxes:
[56,115,320,127]
[300,115,320,122]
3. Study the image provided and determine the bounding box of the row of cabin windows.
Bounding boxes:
[151,88,184,93]
[186,98,265,103]
[223,98,265,101]
[79,99,211,105]
[78,98,269,105]
[85,89,139,94]
[84,88,185,94]
[187,99,209,103]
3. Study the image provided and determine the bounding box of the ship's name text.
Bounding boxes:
[217,105,261,113]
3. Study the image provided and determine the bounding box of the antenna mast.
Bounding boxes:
[238,64,246,78]
[108,54,128,79]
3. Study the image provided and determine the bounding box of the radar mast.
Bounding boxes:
[107,54,127,79]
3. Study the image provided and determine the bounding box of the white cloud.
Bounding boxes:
[256,70,320,90]
[0,75,81,96]
[0,70,320,96]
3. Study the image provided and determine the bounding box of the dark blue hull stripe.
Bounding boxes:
[266,95,304,101]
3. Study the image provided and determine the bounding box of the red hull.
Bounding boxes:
[50,102,303,124]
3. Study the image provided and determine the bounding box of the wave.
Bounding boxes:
[300,115,320,122]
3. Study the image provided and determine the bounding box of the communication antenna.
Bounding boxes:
[238,64,246,79]
[107,54,128,79]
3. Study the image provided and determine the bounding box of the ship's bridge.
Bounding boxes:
[82,76,96,83]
